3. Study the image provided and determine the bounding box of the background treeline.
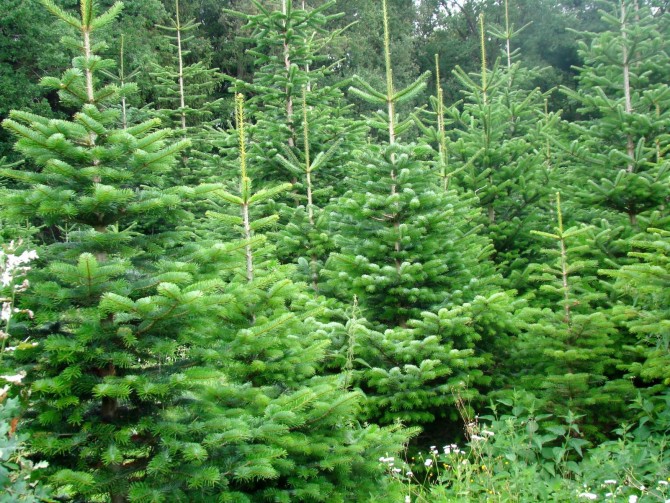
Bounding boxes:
[0,0,669,501]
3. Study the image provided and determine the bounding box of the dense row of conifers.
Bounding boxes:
[0,0,668,501]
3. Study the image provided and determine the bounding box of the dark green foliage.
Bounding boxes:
[510,195,634,437]
[224,0,365,193]
[0,393,52,503]
[605,228,670,386]
[445,60,558,278]
[560,0,670,230]
[150,0,225,133]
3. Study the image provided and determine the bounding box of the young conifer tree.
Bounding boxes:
[149,0,225,185]
[151,0,224,134]
[223,0,365,195]
[324,0,517,428]
[436,10,559,281]
[151,94,414,502]
[220,1,367,293]
[511,194,634,437]
[559,0,670,231]
[1,1,221,500]
[604,228,670,389]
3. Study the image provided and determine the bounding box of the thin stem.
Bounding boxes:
[504,0,512,69]
[303,89,314,227]
[236,94,254,283]
[283,0,295,147]
[435,54,449,191]
[480,13,488,104]
[175,0,187,131]
[382,0,401,272]
[621,0,634,172]
[120,34,127,130]
[302,0,312,92]
[382,0,396,146]
[83,28,95,104]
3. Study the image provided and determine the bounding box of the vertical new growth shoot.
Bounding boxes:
[348,0,430,270]
[236,94,254,283]
[348,0,430,150]
[102,35,140,130]
[532,193,573,326]
[275,89,342,292]
[480,13,488,105]
[435,54,450,191]
[621,0,635,172]
[382,0,396,146]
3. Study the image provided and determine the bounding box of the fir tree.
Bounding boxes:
[150,0,224,134]
[605,227,670,388]
[559,0,670,230]
[511,193,634,437]
[438,11,559,281]
[101,35,140,130]
[224,0,365,195]
[324,0,516,429]
[1,1,220,500]
[152,94,415,501]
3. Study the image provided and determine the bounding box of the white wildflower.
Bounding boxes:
[471,434,484,441]
[1,302,11,322]
[628,496,638,503]
[0,371,26,384]
[406,471,413,477]
[482,429,495,437]
[424,459,433,467]
[578,493,597,500]
[659,481,669,486]
[33,461,49,470]
[604,480,617,485]
[405,496,411,503]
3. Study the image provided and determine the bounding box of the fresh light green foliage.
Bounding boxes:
[0,0,669,499]
[0,2,219,501]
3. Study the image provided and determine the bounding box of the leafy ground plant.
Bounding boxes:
[381,392,669,502]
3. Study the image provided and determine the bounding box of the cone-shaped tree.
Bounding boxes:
[511,194,634,437]
[438,12,559,281]
[560,1,670,230]
[223,0,365,195]
[0,2,222,500]
[145,94,414,502]
[324,0,516,430]
[150,0,224,134]
[605,227,670,388]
